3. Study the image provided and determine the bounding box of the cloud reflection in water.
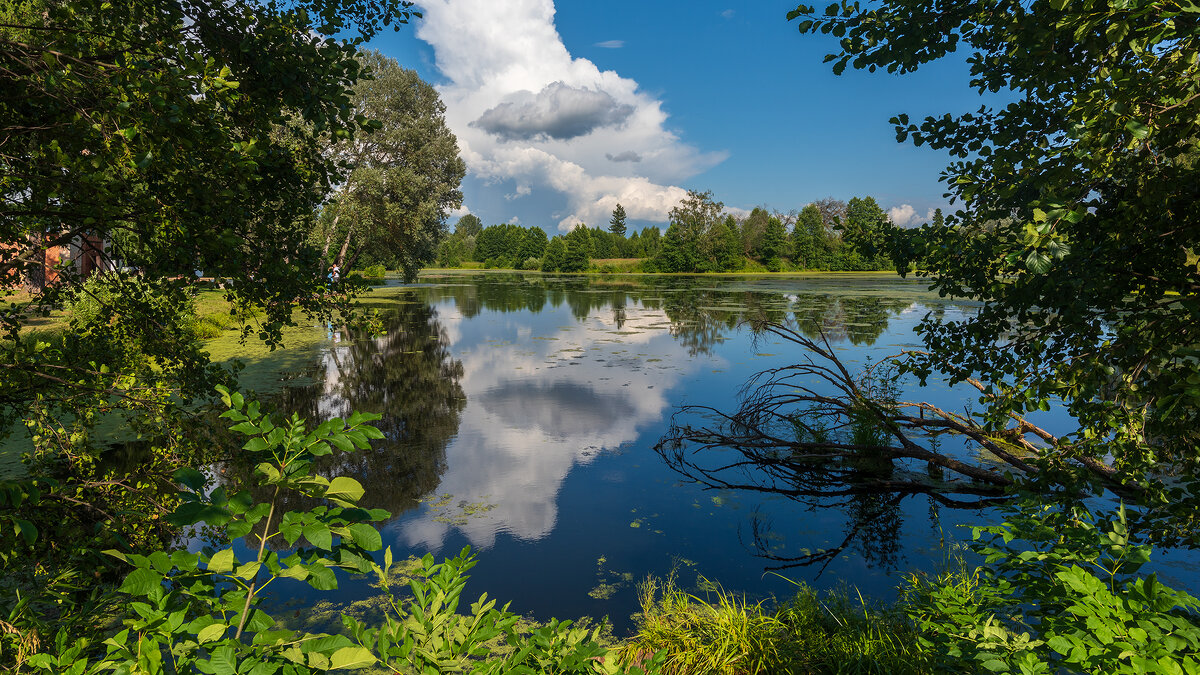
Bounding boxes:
[395,302,708,551]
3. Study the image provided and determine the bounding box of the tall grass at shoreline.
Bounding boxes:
[620,573,930,675]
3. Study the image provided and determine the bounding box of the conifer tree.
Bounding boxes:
[609,203,628,237]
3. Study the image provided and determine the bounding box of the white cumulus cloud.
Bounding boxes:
[888,203,934,227]
[413,0,727,230]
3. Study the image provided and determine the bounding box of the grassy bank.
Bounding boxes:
[273,557,933,675]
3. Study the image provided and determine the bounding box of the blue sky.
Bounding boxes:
[368,1,991,233]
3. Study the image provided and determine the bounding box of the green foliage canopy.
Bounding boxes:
[792,0,1200,536]
[0,0,421,417]
[319,50,465,282]
[560,227,593,273]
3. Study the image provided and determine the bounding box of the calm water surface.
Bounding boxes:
[222,272,1198,633]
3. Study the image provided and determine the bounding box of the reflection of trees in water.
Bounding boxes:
[423,274,549,317]
[417,274,920,360]
[792,295,911,346]
[220,294,464,536]
[661,291,738,357]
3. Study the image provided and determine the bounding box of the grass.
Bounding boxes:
[619,573,930,675]
[621,573,785,674]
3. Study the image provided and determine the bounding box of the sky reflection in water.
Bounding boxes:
[257,274,1198,633]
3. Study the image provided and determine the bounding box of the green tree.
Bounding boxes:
[473,225,504,263]
[639,227,662,258]
[839,196,888,267]
[715,215,743,272]
[653,223,696,273]
[589,226,618,259]
[541,236,567,272]
[791,204,825,269]
[741,207,771,257]
[627,230,644,257]
[0,0,418,483]
[759,216,790,271]
[323,51,466,281]
[609,203,628,237]
[789,0,1200,535]
[560,227,593,273]
[0,0,419,661]
[456,213,484,237]
[652,190,725,273]
[1,0,420,394]
[436,237,467,267]
[930,207,944,229]
[519,226,549,261]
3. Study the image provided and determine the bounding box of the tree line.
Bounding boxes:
[435,192,916,274]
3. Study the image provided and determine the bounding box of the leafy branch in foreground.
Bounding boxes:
[906,503,1200,674]
[0,0,407,463]
[15,389,661,674]
[788,0,1200,544]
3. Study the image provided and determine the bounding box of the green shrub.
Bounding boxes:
[66,274,118,327]
[188,312,235,339]
[904,503,1200,674]
[361,264,386,279]
[520,257,541,270]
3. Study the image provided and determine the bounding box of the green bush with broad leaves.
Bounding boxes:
[360,265,387,280]
[19,387,660,674]
[905,503,1200,674]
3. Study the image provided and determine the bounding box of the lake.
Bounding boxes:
[208,272,1199,634]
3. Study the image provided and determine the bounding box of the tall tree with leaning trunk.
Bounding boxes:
[324,51,465,281]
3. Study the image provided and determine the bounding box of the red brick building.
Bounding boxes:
[2,233,107,288]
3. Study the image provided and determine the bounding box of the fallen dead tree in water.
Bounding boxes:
[654,321,1137,568]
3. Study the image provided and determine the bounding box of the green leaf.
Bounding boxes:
[326,476,365,504]
[119,568,163,596]
[207,645,237,675]
[235,561,262,580]
[208,548,236,574]
[244,437,271,452]
[13,518,36,545]
[348,523,382,551]
[197,623,227,644]
[174,467,206,491]
[304,522,333,550]
[168,502,232,527]
[306,563,337,590]
[330,646,377,669]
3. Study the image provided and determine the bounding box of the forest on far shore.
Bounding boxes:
[430,191,926,274]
